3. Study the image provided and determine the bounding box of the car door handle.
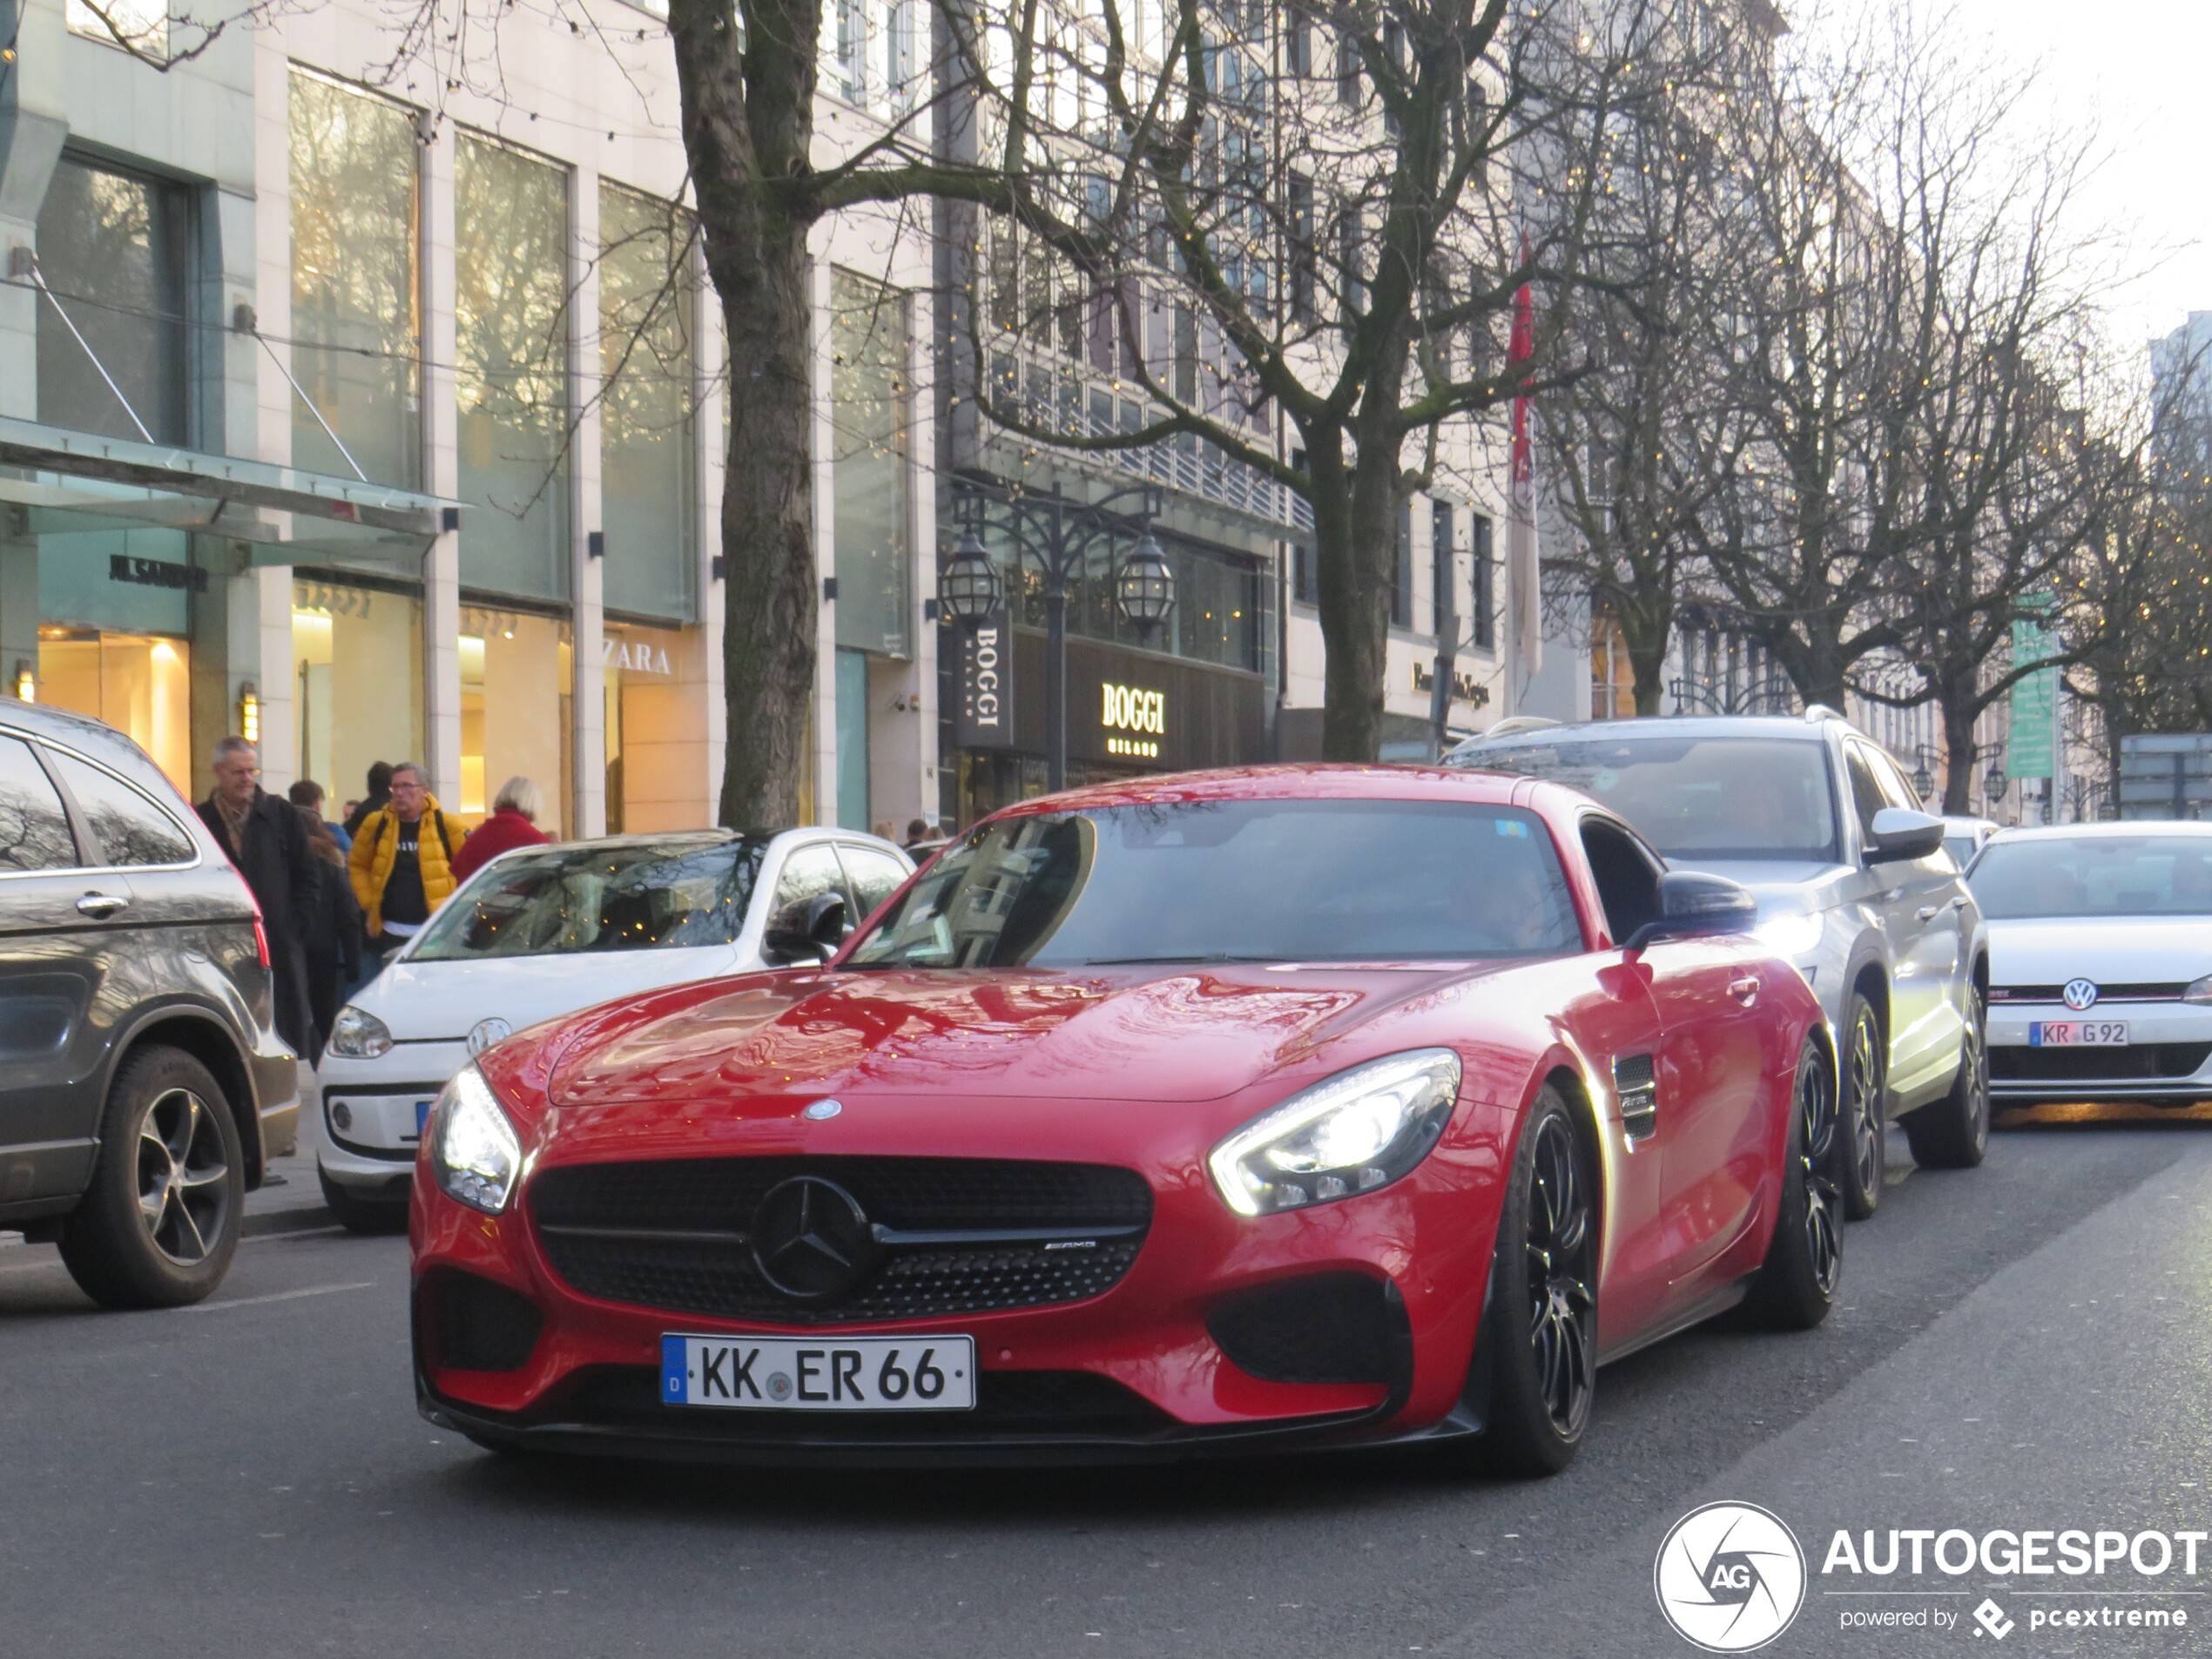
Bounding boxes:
[1729,974,1761,1008]
[76,892,129,919]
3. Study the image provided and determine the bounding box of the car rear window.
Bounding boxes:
[408,838,769,960]
[1453,736,1839,862]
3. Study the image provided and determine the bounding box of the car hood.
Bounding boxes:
[1986,917,2212,988]
[1662,858,1852,917]
[355,946,743,1042]
[541,961,1509,1111]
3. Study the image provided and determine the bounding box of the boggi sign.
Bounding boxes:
[1101,681,1164,759]
[954,608,1016,749]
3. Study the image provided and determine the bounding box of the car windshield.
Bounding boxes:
[408,837,769,961]
[1968,835,2212,920]
[1457,736,1839,861]
[845,799,1582,968]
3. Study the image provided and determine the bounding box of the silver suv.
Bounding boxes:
[1447,711,1990,1217]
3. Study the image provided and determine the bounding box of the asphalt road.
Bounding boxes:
[3,1114,2208,1659]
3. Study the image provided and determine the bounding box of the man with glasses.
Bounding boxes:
[196,735,319,1056]
[347,761,460,975]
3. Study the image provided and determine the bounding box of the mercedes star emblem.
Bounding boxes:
[467,1016,514,1055]
[750,1176,877,1304]
[802,1098,844,1121]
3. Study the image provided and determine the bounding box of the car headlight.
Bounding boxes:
[2184,974,2212,1006]
[326,1004,393,1059]
[1208,1049,1462,1217]
[1751,911,1825,959]
[430,1064,523,1215]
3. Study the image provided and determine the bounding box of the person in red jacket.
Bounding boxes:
[450,775,553,884]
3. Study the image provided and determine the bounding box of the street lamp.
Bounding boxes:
[948,481,1170,791]
[940,530,1003,624]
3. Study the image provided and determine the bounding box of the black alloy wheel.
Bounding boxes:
[60,1046,245,1310]
[1475,1089,1598,1476]
[1745,1035,1844,1328]
[1902,986,1991,1170]
[1840,992,1886,1220]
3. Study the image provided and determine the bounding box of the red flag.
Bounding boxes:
[1507,239,1542,674]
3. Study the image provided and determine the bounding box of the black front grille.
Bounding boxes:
[530,1157,1152,1324]
[1991,983,2188,1005]
[1208,1273,1403,1385]
[420,1268,543,1372]
[1991,1042,2212,1082]
[550,1365,1177,1441]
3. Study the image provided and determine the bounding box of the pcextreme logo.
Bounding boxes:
[1655,1502,1809,1653]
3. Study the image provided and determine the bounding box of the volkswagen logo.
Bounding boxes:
[749,1177,877,1304]
[1653,1501,1805,1652]
[467,1016,514,1055]
[2062,978,2101,1011]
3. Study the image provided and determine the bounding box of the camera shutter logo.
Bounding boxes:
[1653,1501,1806,1652]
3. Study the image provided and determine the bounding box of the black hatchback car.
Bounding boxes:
[0,699,298,1307]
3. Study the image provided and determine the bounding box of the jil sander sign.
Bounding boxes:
[954,608,1015,749]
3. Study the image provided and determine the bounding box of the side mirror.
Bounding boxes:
[1865,806,1946,864]
[763,893,849,965]
[1624,870,1759,951]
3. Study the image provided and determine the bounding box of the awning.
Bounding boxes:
[0,415,458,564]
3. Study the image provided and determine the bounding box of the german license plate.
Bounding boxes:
[660,1334,977,1411]
[414,1099,434,1136]
[2029,1021,2129,1046]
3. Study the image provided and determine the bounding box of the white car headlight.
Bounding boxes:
[1208,1049,1462,1217]
[1751,911,1825,960]
[430,1064,523,1215]
[2184,974,2212,1006]
[326,1004,393,1059]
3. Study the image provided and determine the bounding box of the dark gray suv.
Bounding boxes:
[0,699,299,1307]
[1447,710,1990,1220]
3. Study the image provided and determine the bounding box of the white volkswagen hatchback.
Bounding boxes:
[313,826,914,1230]
[1970,823,2212,1106]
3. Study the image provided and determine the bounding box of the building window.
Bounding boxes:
[291,578,425,814]
[1287,172,1316,325]
[1291,541,1316,605]
[1336,26,1361,105]
[37,631,192,793]
[64,0,166,57]
[830,270,913,658]
[459,607,572,833]
[599,182,697,623]
[1431,500,1454,640]
[1469,512,1494,650]
[1591,610,1635,719]
[290,70,422,489]
[1286,9,1312,76]
[36,152,192,445]
[455,132,571,603]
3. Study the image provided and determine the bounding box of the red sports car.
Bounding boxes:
[411,766,1842,1473]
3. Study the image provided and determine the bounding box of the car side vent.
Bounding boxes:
[1208,1272,1406,1386]
[421,1268,543,1372]
[1615,1053,1658,1142]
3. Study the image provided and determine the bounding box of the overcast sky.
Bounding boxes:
[1844,1,2212,354]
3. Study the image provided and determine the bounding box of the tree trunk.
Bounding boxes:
[1311,432,1390,761]
[1940,692,1979,814]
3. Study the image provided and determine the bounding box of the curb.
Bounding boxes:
[243,1206,339,1238]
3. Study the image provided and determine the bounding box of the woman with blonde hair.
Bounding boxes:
[449,775,553,883]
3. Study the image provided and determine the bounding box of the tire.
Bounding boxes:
[1742,1036,1844,1330]
[320,1167,410,1235]
[58,1046,245,1310]
[1902,985,1990,1169]
[1839,990,1886,1221]
[1476,1087,1598,1478]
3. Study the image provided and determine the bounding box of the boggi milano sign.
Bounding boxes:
[1101,681,1165,759]
[954,608,1014,748]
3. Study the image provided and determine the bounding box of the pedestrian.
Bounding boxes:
[343,760,394,839]
[287,778,353,853]
[903,817,932,848]
[449,775,552,884]
[295,806,363,1059]
[196,736,318,1058]
[347,761,460,973]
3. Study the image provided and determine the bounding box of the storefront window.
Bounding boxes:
[456,133,571,603]
[292,578,424,810]
[459,607,572,835]
[602,621,701,833]
[836,645,870,830]
[36,152,191,445]
[289,70,422,489]
[830,270,911,658]
[599,183,696,622]
[37,631,191,792]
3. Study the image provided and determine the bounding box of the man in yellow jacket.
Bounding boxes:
[348,762,460,972]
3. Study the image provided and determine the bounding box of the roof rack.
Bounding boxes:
[1485,716,1561,738]
[1803,704,1843,723]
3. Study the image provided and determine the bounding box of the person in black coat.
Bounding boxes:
[295,806,364,1059]
[197,738,318,1059]
[343,760,394,840]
